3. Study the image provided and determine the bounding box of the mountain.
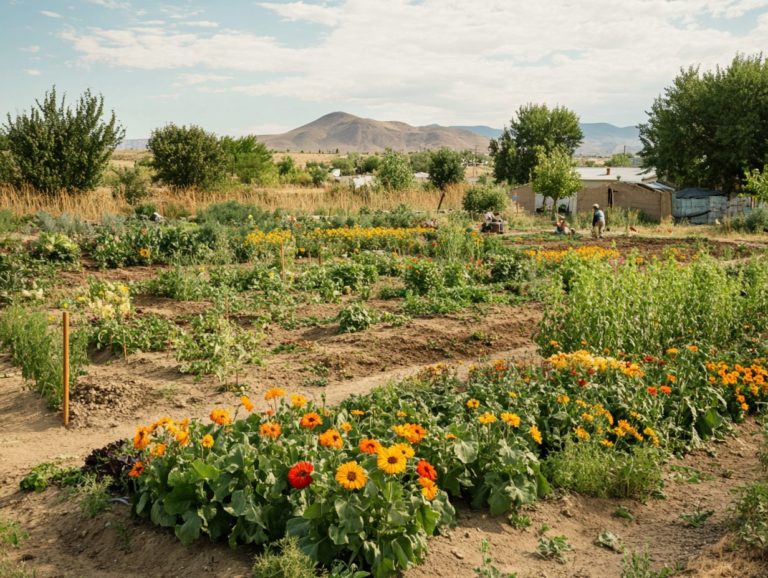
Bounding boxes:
[116,138,149,150]
[455,122,642,156]
[257,112,490,153]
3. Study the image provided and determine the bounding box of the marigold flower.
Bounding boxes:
[291,394,307,408]
[529,425,543,445]
[300,412,323,429]
[741,402,750,411]
[687,344,699,352]
[556,394,570,405]
[500,412,521,427]
[416,459,438,482]
[151,443,166,457]
[340,422,353,433]
[336,461,367,490]
[133,426,152,450]
[259,422,282,439]
[201,434,214,448]
[359,438,382,454]
[128,461,144,478]
[667,374,677,383]
[377,446,407,475]
[478,412,497,425]
[210,408,232,426]
[575,426,590,440]
[392,442,415,459]
[176,430,190,446]
[666,348,679,355]
[350,409,366,417]
[600,439,614,448]
[466,399,480,409]
[660,386,672,395]
[397,411,407,417]
[264,387,285,401]
[319,428,343,449]
[647,386,658,396]
[419,476,439,500]
[240,395,254,412]
[287,462,314,490]
[549,340,560,348]
[445,433,457,440]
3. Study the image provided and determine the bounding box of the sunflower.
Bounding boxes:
[240,395,255,412]
[466,399,480,409]
[300,412,323,429]
[128,461,144,478]
[264,387,285,401]
[291,394,307,408]
[416,459,437,482]
[201,434,214,448]
[391,442,415,459]
[210,408,232,426]
[418,477,438,501]
[336,461,367,490]
[287,461,314,489]
[318,428,343,449]
[259,422,282,439]
[377,447,407,475]
[358,438,381,454]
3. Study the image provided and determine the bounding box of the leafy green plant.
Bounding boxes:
[613,506,635,522]
[0,518,28,548]
[403,259,443,295]
[19,461,85,492]
[77,476,113,518]
[621,547,679,578]
[474,538,516,578]
[462,184,508,214]
[507,512,532,530]
[536,534,572,564]
[29,232,80,264]
[595,530,623,552]
[337,302,376,334]
[111,164,151,205]
[679,507,713,528]
[732,482,768,554]
[251,536,320,578]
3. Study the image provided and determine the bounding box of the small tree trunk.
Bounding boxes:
[436,190,447,213]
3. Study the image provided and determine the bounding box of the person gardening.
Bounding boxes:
[592,204,606,239]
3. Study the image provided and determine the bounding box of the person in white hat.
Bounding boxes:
[592,204,606,239]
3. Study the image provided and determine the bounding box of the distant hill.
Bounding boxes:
[116,115,642,157]
[257,112,490,153]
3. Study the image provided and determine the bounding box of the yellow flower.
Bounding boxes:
[666,347,679,355]
[377,446,407,475]
[291,394,307,408]
[340,422,353,433]
[336,461,367,490]
[478,412,497,425]
[600,439,614,448]
[687,344,699,353]
[264,387,285,401]
[529,425,543,445]
[138,247,150,259]
[350,409,366,417]
[209,408,232,426]
[556,394,570,405]
[319,428,343,449]
[445,433,457,440]
[397,411,407,417]
[240,395,254,412]
[419,476,438,501]
[176,430,190,446]
[500,412,521,427]
[466,399,480,409]
[201,434,214,448]
[574,426,590,441]
[391,442,415,459]
[259,422,282,439]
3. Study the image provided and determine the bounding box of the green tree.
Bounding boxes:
[429,148,465,211]
[489,103,583,185]
[360,155,380,173]
[148,124,226,190]
[744,164,768,204]
[408,150,432,173]
[531,147,582,214]
[331,156,356,176]
[1,86,124,194]
[376,151,413,191]
[639,54,768,193]
[606,152,633,167]
[219,135,277,185]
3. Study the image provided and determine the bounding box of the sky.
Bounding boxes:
[2,0,768,139]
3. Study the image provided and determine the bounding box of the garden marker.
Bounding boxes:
[62,310,70,427]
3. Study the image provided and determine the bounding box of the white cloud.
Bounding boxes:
[184,20,219,28]
[177,73,232,85]
[40,10,62,18]
[25,69,41,76]
[259,1,340,26]
[19,45,40,53]
[57,0,768,125]
[87,0,130,9]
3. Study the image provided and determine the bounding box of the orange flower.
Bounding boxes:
[667,374,677,383]
[175,430,190,446]
[240,395,254,412]
[133,426,152,450]
[150,443,166,457]
[418,476,438,500]
[291,394,307,408]
[660,386,672,395]
[416,459,438,481]
[128,461,144,478]
[319,428,343,449]
[264,387,285,401]
[259,422,282,439]
[359,438,382,454]
[210,408,232,426]
[350,409,366,417]
[466,399,480,409]
[529,425,543,445]
[300,412,323,429]
[201,434,214,448]
[647,386,658,396]
[340,422,353,433]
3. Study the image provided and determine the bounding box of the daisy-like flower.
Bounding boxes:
[336,461,367,490]
[377,446,407,475]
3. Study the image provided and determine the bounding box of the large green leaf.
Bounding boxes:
[175,511,202,546]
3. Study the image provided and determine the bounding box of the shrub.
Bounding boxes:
[148,124,226,190]
[490,253,526,284]
[337,302,375,333]
[29,232,80,264]
[403,259,443,295]
[462,185,508,214]
[251,536,319,578]
[376,151,414,191]
[111,164,151,205]
[732,481,768,555]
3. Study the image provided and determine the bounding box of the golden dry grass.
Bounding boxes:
[0,183,465,220]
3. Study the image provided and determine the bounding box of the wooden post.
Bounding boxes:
[279,242,286,281]
[62,310,70,427]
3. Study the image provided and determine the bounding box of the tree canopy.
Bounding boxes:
[376,151,413,191]
[489,103,583,185]
[428,148,465,191]
[1,86,124,194]
[220,135,276,185]
[148,124,226,190]
[639,53,768,194]
[531,147,582,213]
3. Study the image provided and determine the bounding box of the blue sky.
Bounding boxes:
[2,0,768,138]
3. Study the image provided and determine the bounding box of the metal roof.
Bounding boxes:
[576,167,656,183]
[675,187,726,199]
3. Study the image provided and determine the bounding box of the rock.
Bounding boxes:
[451,549,465,560]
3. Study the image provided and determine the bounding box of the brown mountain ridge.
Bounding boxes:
[256,111,490,153]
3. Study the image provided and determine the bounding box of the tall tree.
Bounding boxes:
[489,104,583,185]
[148,124,226,190]
[639,54,768,193]
[376,150,413,191]
[531,147,582,214]
[429,148,465,211]
[219,135,277,185]
[1,86,124,194]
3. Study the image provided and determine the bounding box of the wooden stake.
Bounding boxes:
[279,242,286,281]
[62,310,70,428]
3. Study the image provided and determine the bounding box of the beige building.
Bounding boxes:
[508,167,674,221]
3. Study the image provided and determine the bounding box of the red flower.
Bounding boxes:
[643,356,655,363]
[577,379,587,387]
[416,459,438,482]
[647,386,658,396]
[287,462,314,490]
